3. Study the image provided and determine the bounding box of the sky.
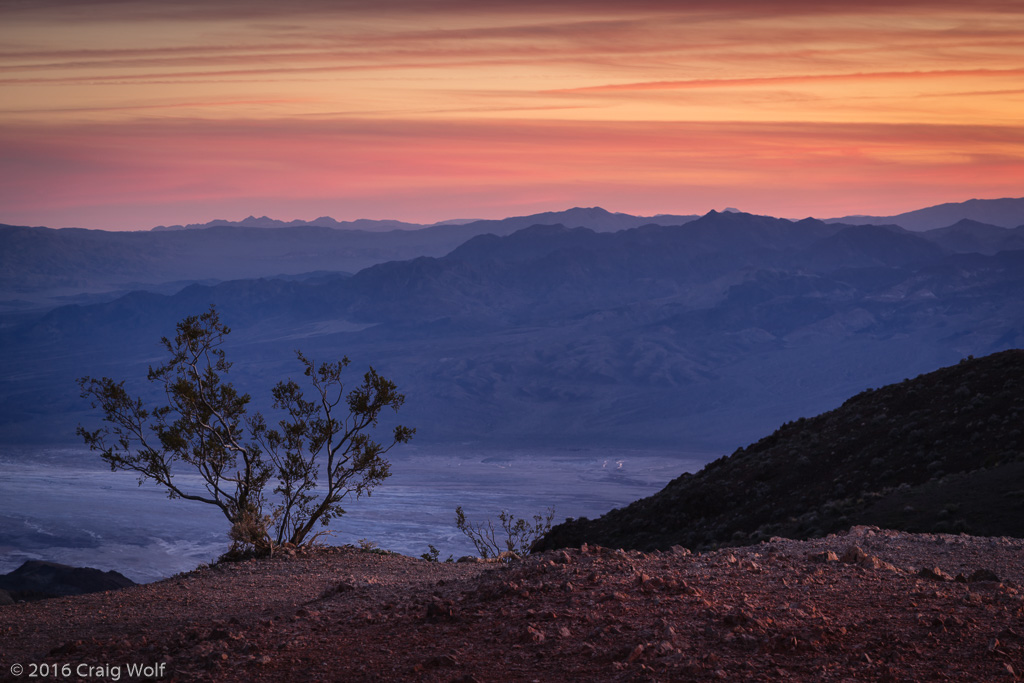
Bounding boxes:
[1,0,1023,230]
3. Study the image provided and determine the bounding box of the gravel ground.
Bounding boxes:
[2,526,1023,681]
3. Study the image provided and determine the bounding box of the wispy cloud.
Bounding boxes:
[1,1,1023,226]
[554,67,1024,93]
[6,0,1024,21]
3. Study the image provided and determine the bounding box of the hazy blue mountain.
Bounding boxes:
[0,208,699,312]
[918,219,1024,255]
[2,210,1022,454]
[797,224,947,269]
[452,206,699,235]
[20,200,1021,314]
[150,207,698,234]
[0,223,470,311]
[827,196,1024,231]
[151,215,430,231]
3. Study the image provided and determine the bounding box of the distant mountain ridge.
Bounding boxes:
[0,207,700,311]
[146,197,1024,235]
[151,215,432,232]
[5,198,1023,313]
[827,196,1024,231]
[148,207,700,233]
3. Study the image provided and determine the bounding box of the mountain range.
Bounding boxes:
[2,203,1023,453]
[4,197,1022,313]
[148,207,699,233]
[151,196,1024,233]
[0,207,699,312]
[828,197,1024,231]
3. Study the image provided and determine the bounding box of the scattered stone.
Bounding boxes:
[600,591,630,603]
[320,581,355,599]
[841,545,898,571]
[425,601,455,622]
[809,551,839,563]
[918,567,952,582]
[523,625,545,643]
[969,569,1001,583]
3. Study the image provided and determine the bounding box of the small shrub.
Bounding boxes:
[455,506,556,562]
[228,508,275,556]
[420,544,453,563]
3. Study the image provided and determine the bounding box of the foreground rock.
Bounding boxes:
[0,561,135,602]
[2,527,1023,681]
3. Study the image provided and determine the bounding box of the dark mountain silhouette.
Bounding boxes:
[535,349,1024,553]
[798,223,946,269]
[451,206,698,236]
[2,210,1023,450]
[0,560,135,602]
[918,219,1024,255]
[827,196,1024,231]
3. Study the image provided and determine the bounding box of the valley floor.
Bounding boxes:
[2,527,1023,681]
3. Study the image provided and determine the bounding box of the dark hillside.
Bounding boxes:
[799,223,946,268]
[919,219,1024,255]
[536,349,1024,552]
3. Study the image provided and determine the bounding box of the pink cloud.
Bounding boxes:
[2,117,1022,229]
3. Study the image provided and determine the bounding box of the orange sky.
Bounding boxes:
[1,1,1023,230]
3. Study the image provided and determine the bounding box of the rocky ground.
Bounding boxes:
[2,526,1023,681]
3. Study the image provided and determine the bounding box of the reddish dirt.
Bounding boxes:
[2,526,1023,681]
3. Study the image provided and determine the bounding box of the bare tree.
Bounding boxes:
[77,306,413,554]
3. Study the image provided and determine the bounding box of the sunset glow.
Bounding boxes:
[2,1,1023,229]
